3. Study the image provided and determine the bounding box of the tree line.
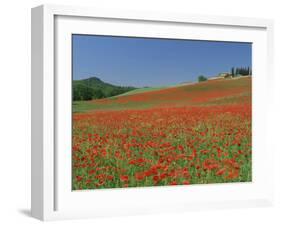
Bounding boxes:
[73,83,135,101]
[231,67,252,76]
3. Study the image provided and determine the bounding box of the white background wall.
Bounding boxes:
[0,0,280,225]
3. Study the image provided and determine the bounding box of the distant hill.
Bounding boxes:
[73,77,136,101]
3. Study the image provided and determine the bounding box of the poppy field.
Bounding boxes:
[72,77,252,190]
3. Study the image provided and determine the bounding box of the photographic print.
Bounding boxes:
[72,35,252,190]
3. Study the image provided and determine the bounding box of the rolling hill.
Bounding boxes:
[73,76,136,100]
[73,76,251,112]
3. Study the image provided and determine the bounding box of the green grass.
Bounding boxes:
[114,86,168,97]
[115,82,195,98]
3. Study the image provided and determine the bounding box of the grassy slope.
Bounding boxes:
[115,82,196,97]
[73,77,251,112]
[113,82,194,98]
[114,86,167,97]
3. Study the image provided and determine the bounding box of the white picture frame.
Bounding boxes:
[31,4,274,221]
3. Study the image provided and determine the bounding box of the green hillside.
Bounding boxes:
[114,82,195,98]
[73,77,136,100]
[114,86,167,97]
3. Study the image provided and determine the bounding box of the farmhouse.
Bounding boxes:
[208,72,232,80]
[217,72,232,79]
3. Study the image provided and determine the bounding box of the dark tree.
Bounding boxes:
[231,67,235,76]
[198,75,207,82]
[92,89,105,99]
[73,84,94,101]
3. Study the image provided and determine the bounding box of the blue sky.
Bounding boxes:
[72,34,251,87]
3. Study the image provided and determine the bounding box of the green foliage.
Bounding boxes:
[73,84,94,101]
[198,75,207,82]
[73,77,136,101]
[93,89,105,99]
[233,67,251,76]
[231,67,235,76]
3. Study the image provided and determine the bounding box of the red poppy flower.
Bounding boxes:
[135,172,145,181]
[153,175,160,183]
[76,175,83,182]
[216,168,226,176]
[120,175,129,182]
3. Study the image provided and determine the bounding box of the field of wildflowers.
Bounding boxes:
[72,77,251,190]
